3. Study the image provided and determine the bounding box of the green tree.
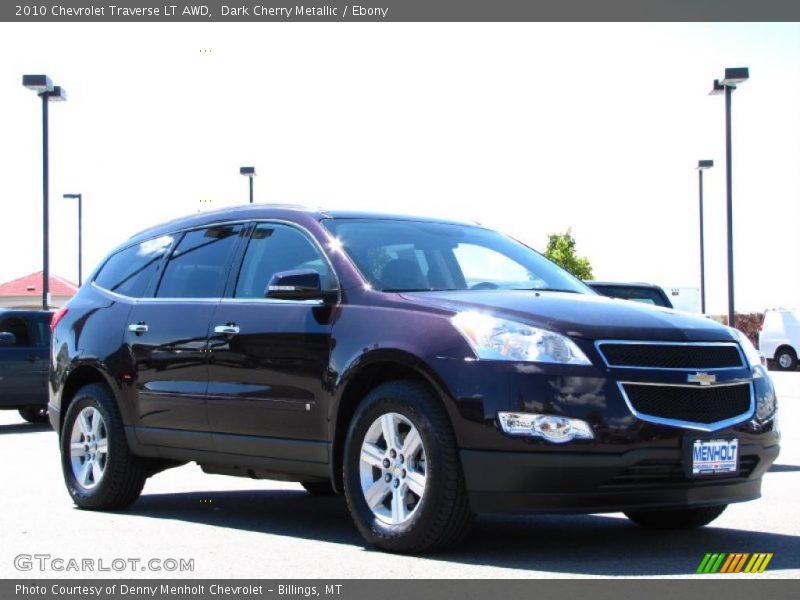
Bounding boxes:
[543,229,594,280]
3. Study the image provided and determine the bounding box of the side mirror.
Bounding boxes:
[0,332,16,347]
[265,269,337,302]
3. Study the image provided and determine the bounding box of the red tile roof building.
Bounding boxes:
[0,271,78,308]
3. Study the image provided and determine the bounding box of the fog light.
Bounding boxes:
[497,412,594,443]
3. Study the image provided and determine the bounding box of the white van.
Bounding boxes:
[760,309,800,370]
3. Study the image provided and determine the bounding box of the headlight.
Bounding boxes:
[729,327,763,369]
[452,312,591,365]
[498,412,594,443]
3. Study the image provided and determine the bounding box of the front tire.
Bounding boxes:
[343,380,473,553]
[775,347,798,371]
[60,383,148,510]
[19,406,48,424]
[625,505,727,529]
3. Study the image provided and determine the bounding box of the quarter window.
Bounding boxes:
[94,235,173,298]
[235,224,333,299]
[0,316,32,347]
[156,225,244,298]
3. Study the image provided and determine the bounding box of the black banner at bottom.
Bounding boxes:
[5,579,799,600]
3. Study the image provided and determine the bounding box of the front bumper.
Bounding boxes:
[461,442,779,514]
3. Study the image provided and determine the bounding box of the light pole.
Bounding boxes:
[709,67,749,328]
[240,166,256,203]
[63,193,83,286]
[22,74,67,310]
[696,160,713,314]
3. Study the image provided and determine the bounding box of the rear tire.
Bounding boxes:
[19,406,48,424]
[301,481,336,496]
[625,505,727,529]
[60,383,148,510]
[774,347,798,371]
[343,380,473,553]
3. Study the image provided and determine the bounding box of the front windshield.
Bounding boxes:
[322,219,592,294]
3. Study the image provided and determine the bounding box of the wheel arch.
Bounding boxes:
[58,364,118,435]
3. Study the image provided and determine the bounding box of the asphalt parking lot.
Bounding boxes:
[1,373,798,579]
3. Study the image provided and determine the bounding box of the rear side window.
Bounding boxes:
[94,235,173,298]
[0,316,32,347]
[156,224,244,298]
[234,224,333,299]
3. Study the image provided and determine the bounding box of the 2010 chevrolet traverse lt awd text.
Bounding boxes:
[49,205,780,553]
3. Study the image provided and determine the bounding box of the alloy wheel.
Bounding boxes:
[69,407,109,490]
[359,412,427,525]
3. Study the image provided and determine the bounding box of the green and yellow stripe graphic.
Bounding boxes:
[696,553,773,573]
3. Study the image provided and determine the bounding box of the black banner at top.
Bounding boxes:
[3,0,800,22]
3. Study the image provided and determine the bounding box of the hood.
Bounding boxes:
[399,290,733,342]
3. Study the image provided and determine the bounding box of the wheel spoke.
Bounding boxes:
[402,428,422,458]
[70,442,87,457]
[360,442,384,468]
[78,412,92,436]
[92,461,103,483]
[90,409,102,436]
[363,480,390,509]
[391,489,408,523]
[380,414,399,450]
[405,470,426,498]
[79,460,92,487]
[96,439,108,454]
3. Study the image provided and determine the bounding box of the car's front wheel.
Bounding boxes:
[774,347,798,371]
[60,383,148,510]
[18,406,48,424]
[343,380,473,553]
[625,505,727,529]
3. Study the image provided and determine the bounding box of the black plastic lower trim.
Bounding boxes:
[460,443,779,514]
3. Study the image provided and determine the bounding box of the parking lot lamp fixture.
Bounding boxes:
[709,67,749,328]
[696,160,714,314]
[22,74,67,310]
[63,193,83,286]
[240,166,256,204]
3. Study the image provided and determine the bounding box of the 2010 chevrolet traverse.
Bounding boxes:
[49,206,780,553]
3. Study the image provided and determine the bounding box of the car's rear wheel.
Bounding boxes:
[775,347,797,371]
[301,481,336,496]
[343,380,473,553]
[61,383,148,510]
[18,406,48,424]
[625,505,727,529]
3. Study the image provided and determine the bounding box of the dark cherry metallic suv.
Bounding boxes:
[50,205,780,553]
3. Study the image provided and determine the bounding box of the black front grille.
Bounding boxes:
[599,343,743,369]
[622,383,752,425]
[602,455,759,489]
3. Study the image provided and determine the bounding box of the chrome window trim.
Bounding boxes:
[617,380,755,432]
[92,218,341,304]
[92,282,325,307]
[595,339,746,371]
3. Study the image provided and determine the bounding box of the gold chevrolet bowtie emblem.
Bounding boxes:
[688,372,716,386]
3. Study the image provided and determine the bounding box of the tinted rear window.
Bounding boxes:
[94,235,174,298]
[156,225,244,298]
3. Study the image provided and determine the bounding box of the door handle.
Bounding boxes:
[128,323,149,335]
[213,324,240,335]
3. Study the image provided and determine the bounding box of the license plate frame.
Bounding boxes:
[684,436,740,478]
